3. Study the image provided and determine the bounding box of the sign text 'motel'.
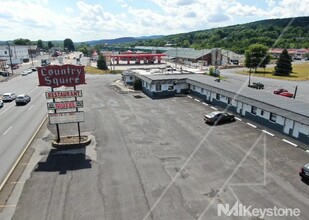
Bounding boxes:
[37,64,86,88]
[47,100,83,110]
[45,90,82,99]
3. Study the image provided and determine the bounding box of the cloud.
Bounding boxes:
[208,14,230,23]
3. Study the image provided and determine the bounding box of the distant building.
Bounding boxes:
[270,48,309,59]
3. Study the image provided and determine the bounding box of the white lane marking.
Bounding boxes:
[187,95,192,99]
[28,85,39,95]
[262,130,275,136]
[202,102,208,106]
[235,117,242,121]
[211,106,217,110]
[282,139,298,147]
[3,126,13,136]
[0,105,14,116]
[247,123,257,128]
[28,105,34,110]
[194,99,200,102]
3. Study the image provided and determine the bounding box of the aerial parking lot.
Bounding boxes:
[3,74,309,220]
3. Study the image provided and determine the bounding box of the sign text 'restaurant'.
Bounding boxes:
[37,64,86,88]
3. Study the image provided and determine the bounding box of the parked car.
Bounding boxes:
[248,82,264,89]
[2,93,16,101]
[15,94,31,105]
[204,111,235,125]
[279,92,294,98]
[299,163,309,181]
[0,70,9,77]
[21,71,29,76]
[0,100,3,108]
[274,88,288,94]
[31,67,37,71]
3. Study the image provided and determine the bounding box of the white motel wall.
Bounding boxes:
[122,69,309,146]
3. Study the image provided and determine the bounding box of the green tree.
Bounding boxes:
[274,49,292,76]
[13,38,31,45]
[97,54,108,70]
[47,41,54,49]
[245,44,270,72]
[37,39,44,49]
[64,38,75,51]
[133,78,142,90]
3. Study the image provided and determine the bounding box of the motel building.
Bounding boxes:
[122,67,309,146]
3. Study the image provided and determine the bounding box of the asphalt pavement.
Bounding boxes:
[1,74,308,220]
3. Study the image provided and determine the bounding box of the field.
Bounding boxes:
[85,66,122,74]
[238,62,309,81]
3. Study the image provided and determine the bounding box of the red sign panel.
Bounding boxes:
[45,90,82,99]
[37,64,86,88]
[47,100,83,110]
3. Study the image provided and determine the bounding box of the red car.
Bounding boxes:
[279,92,294,98]
[273,88,288,94]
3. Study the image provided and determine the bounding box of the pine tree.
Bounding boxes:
[97,54,108,70]
[274,49,292,76]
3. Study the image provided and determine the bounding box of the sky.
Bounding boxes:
[0,0,308,42]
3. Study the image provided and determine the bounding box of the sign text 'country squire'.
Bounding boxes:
[37,64,86,88]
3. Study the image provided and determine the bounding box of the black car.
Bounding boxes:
[204,111,235,125]
[299,163,309,181]
[15,94,31,105]
[248,82,264,89]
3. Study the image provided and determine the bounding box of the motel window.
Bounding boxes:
[168,85,174,91]
[192,85,195,90]
[216,94,220,100]
[4,51,7,54]
[155,84,161,91]
[270,113,277,122]
[261,110,264,116]
[201,88,204,94]
[251,106,257,115]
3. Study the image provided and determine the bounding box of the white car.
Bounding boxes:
[2,93,16,101]
[21,71,29,76]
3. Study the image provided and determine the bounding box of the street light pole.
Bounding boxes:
[7,41,14,77]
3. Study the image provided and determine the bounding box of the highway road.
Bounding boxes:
[0,72,47,189]
[3,74,308,220]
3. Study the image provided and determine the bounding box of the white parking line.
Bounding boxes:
[202,102,208,106]
[282,139,298,147]
[194,99,200,102]
[28,105,34,110]
[211,106,217,110]
[262,130,275,136]
[187,95,193,99]
[246,123,257,128]
[3,126,12,136]
[235,117,242,121]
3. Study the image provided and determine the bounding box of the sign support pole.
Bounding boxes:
[52,87,60,143]
[74,86,81,142]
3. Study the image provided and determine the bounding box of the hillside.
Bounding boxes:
[128,16,309,54]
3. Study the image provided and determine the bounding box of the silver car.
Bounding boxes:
[15,94,31,105]
[2,93,16,101]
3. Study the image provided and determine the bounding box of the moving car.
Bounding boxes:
[15,94,31,105]
[204,111,235,125]
[2,93,16,101]
[21,71,29,76]
[0,100,3,108]
[279,92,294,98]
[299,163,309,181]
[274,88,288,94]
[248,82,264,89]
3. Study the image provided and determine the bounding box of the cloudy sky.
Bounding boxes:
[0,0,308,42]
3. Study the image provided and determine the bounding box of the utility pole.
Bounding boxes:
[293,85,298,99]
[7,41,14,77]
